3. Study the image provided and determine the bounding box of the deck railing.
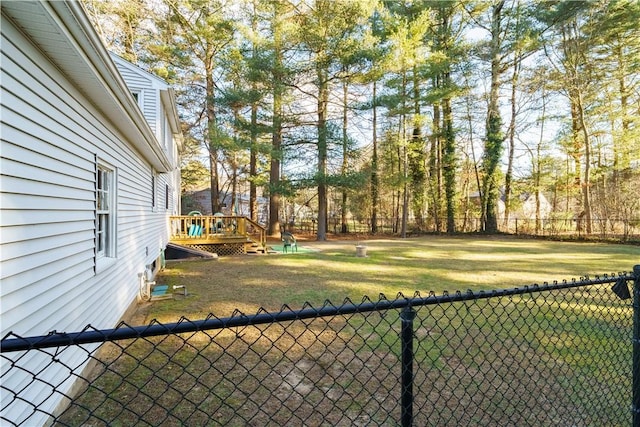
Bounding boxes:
[170,215,266,249]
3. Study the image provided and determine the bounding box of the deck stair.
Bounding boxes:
[246,241,266,254]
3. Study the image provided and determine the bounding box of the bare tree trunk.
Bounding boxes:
[560,20,591,234]
[206,57,220,214]
[504,55,520,229]
[429,95,441,232]
[231,156,238,215]
[463,72,482,231]
[568,92,583,231]
[576,89,592,234]
[395,148,401,234]
[249,7,258,222]
[481,0,505,233]
[443,95,456,233]
[401,71,408,238]
[371,81,379,234]
[249,100,258,220]
[316,65,329,241]
[268,11,283,236]
[410,64,425,230]
[534,84,547,234]
[341,78,348,233]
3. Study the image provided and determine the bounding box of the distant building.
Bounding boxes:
[184,188,269,224]
[518,192,551,220]
[467,190,551,220]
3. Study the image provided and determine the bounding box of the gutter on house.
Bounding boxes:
[5,0,174,173]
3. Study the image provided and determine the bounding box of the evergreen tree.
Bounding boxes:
[295,0,376,240]
[152,0,236,214]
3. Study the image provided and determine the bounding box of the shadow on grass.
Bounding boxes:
[58,275,632,426]
[139,236,638,324]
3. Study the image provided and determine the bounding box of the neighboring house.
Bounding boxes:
[467,190,551,221]
[185,187,269,224]
[518,191,551,220]
[184,187,216,215]
[467,190,506,218]
[1,1,181,424]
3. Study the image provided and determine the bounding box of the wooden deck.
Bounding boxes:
[170,215,267,255]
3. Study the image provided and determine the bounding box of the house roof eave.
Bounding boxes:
[2,1,173,172]
[160,88,184,152]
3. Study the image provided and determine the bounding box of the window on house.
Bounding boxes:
[96,162,115,260]
[131,90,142,107]
[165,184,170,210]
[151,172,157,209]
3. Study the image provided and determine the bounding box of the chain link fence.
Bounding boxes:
[2,269,639,426]
[290,217,640,241]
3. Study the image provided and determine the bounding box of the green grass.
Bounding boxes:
[57,236,638,426]
[137,235,638,323]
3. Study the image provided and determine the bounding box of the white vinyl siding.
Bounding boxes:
[1,11,180,426]
[1,12,170,339]
[110,55,181,217]
[113,57,159,135]
[131,89,142,107]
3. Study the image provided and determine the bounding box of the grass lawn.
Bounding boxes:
[138,235,639,323]
[59,236,638,426]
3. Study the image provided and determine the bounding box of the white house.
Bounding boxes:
[0,1,182,424]
[518,192,551,220]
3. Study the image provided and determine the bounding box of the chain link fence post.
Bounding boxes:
[633,265,640,427]
[400,305,416,427]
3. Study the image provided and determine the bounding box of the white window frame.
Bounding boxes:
[96,160,117,267]
[131,89,143,109]
[152,171,157,211]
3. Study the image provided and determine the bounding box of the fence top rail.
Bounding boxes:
[2,271,637,353]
